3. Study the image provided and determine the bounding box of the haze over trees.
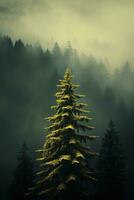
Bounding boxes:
[0,35,134,199]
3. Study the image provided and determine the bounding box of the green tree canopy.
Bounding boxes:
[97,120,126,199]
[29,68,98,200]
[9,142,34,200]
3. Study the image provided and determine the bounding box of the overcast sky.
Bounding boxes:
[0,0,134,67]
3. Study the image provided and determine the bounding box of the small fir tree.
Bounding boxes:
[9,143,34,200]
[30,68,98,200]
[97,120,126,199]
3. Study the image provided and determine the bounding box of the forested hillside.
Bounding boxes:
[0,35,134,199]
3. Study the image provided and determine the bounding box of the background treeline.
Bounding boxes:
[0,35,134,199]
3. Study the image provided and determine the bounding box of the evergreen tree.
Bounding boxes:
[52,42,62,57]
[29,68,98,200]
[9,143,34,200]
[52,42,63,71]
[97,120,126,199]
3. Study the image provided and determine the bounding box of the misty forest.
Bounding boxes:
[0,35,134,200]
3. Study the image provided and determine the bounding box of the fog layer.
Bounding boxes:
[0,0,134,66]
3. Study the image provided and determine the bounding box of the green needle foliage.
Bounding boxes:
[9,143,34,200]
[29,68,98,200]
[97,120,126,199]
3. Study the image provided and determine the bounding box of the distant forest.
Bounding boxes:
[0,35,134,199]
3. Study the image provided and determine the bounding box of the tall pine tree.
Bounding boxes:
[97,120,126,200]
[9,142,34,200]
[29,68,98,200]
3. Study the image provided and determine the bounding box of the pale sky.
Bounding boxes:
[0,0,134,67]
